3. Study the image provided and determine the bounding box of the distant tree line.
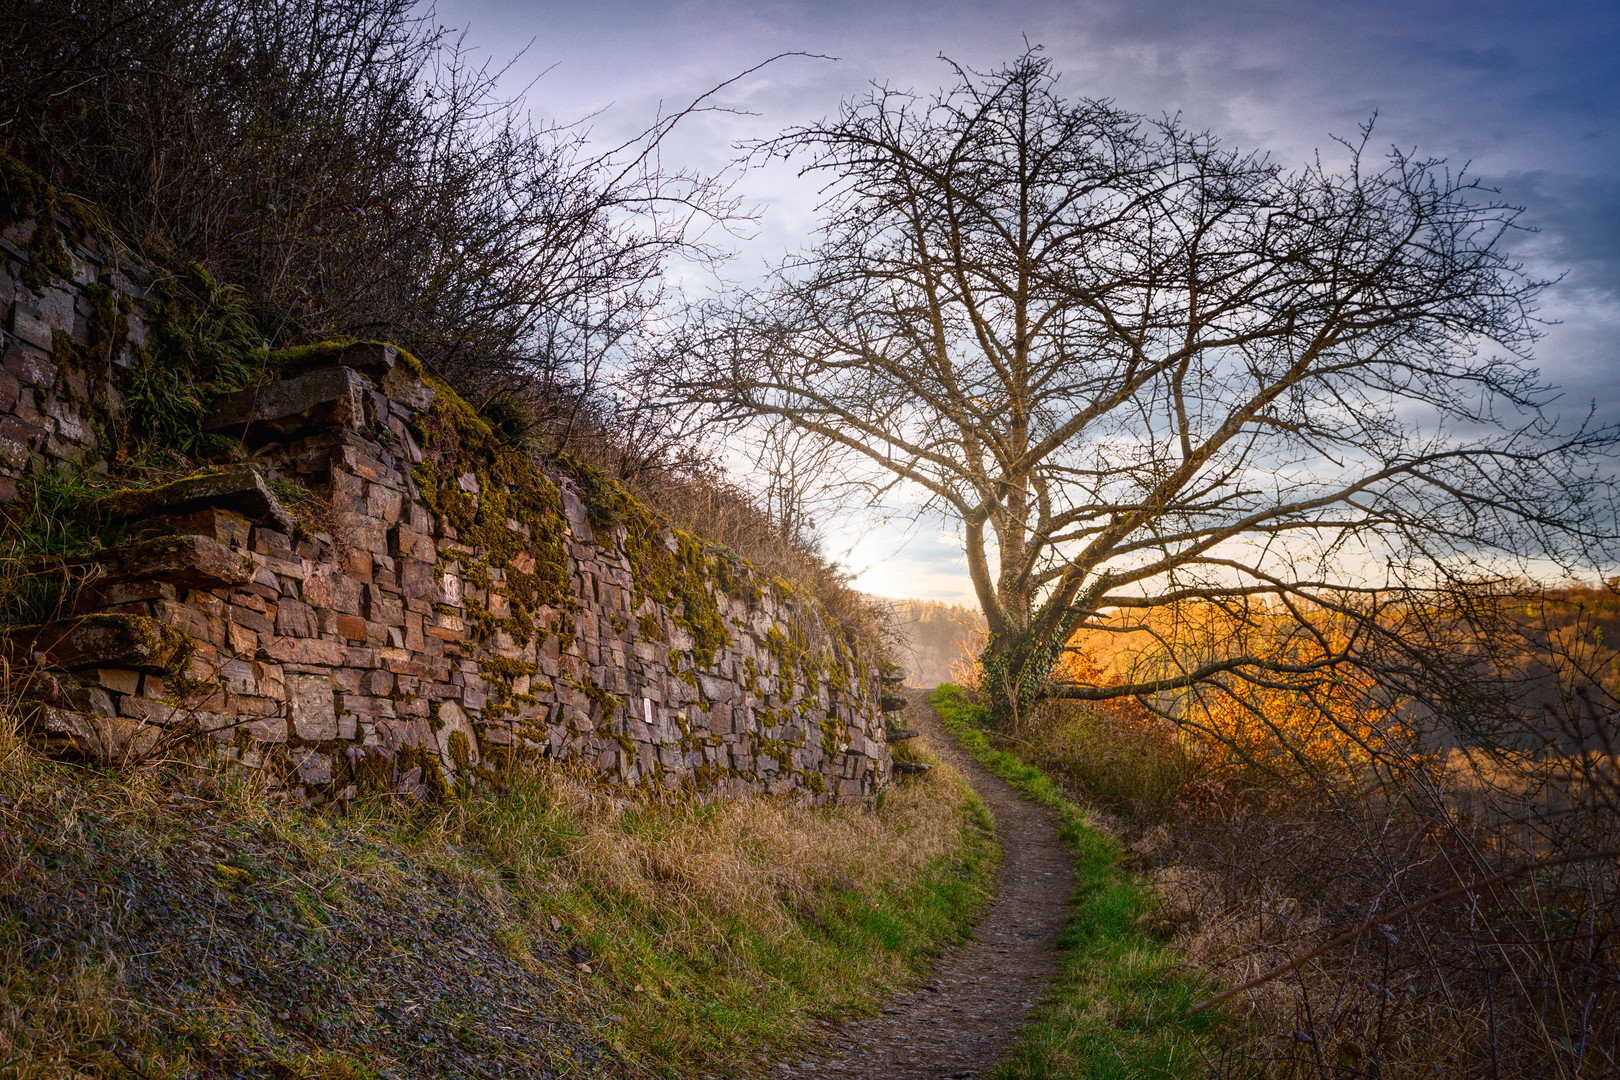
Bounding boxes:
[891,599,979,687]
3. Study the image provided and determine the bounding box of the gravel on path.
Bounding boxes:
[783,689,1075,1079]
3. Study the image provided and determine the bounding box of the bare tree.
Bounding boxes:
[682,51,1618,726]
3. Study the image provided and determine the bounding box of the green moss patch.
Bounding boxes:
[0,151,75,290]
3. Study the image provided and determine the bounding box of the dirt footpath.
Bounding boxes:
[783,690,1074,1079]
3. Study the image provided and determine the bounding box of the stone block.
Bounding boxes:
[697,674,736,703]
[389,526,437,563]
[303,565,335,608]
[341,643,377,669]
[399,558,435,599]
[343,517,388,554]
[291,746,333,785]
[77,580,171,608]
[379,367,434,412]
[2,614,193,673]
[227,621,257,655]
[9,296,66,352]
[251,661,287,698]
[252,527,293,559]
[153,600,214,644]
[363,587,406,627]
[97,469,297,534]
[262,637,345,666]
[90,668,142,695]
[88,534,256,593]
[330,575,363,615]
[427,620,462,642]
[366,484,403,522]
[118,694,180,723]
[402,612,425,653]
[261,554,308,581]
[229,603,275,636]
[561,488,595,542]
[341,547,373,583]
[59,681,117,718]
[383,653,428,678]
[44,395,86,442]
[339,446,396,484]
[219,659,256,694]
[203,714,286,744]
[0,415,45,470]
[289,672,338,740]
[27,706,160,761]
[433,699,479,769]
[204,365,369,437]
[275,597,317,638]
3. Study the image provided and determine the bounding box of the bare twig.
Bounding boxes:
[1185,847,1620,1016]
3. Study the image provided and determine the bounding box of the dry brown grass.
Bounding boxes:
[1138,781,1619,1078]
[0,664,132,1079]
[442,743,995,1071]
[1103,743,1619,1079]
[449,745,980,942]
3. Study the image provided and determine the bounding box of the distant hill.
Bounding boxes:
[890,600,982,687]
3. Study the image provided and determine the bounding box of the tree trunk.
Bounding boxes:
[980,623,1064,730]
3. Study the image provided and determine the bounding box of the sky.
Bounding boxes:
[434,0,1620,605]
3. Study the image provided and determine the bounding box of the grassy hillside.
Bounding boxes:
[0,716,994,1079]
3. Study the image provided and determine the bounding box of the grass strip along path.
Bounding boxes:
[929,685,1222,1079]
[788,689,1075,1078]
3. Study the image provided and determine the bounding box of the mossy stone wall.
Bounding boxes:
[0,207,895,804]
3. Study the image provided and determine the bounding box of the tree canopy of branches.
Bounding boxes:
[1,0,736,406]
[684,52,1618,727]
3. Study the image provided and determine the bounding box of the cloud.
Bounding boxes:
[1500,171,1620,298]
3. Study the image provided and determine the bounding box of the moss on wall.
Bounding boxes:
[0,152,74,290]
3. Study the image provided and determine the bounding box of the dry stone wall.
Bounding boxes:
[0,203,898,804]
